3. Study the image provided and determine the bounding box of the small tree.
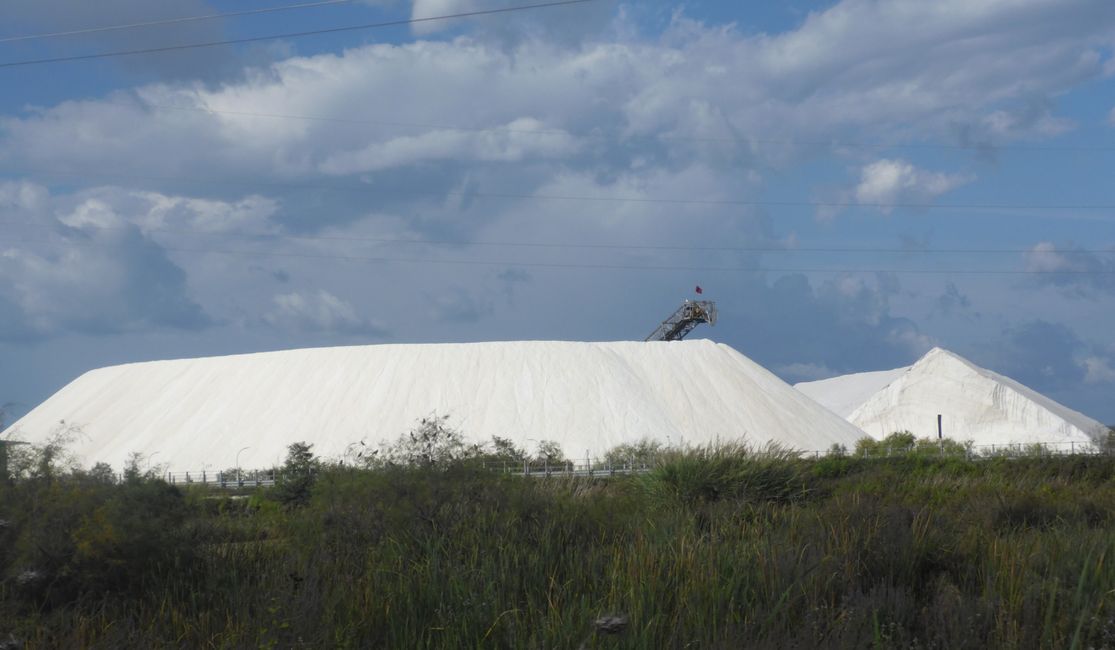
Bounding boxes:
[485,436,527,463]
[603,439,663,467]
[85,462,117,485]
[273,442,318,507]
[377,413,480,468]
[855,431,917,457]
[534,440,566,465]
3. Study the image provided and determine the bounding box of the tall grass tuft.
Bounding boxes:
[639,441,810,507]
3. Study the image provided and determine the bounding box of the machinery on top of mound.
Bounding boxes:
[646,298,717,342]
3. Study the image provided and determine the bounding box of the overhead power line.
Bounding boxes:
[0,0,595,69]
[2,235,1112,276]
[0,0,358,44]
[1,219,1112,255]
[6,168,1115,213]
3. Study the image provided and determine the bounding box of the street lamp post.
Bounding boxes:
[236,446,250,486]
[525,438,540,475]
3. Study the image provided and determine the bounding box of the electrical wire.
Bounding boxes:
[114,100,1115,154]
[0,219,1111,255]
[0,0,596,69]
[1,235,1111,275]
[5,168,1115,212]
[0,0,358,44]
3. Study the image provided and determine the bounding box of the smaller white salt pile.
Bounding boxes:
[795,347,1108,449]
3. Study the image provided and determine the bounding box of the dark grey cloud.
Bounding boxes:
[991,320,1086,392]
[725,271,932,382]
[934,281,977,319]
[497,267,532,304]
[0,187,215,341]
[105,227,212,331]
[0,225,212,340]
[0,294,34,343]
[428,286,493,324]
[1025,243,1115,297]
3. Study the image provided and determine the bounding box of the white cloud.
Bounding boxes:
[1083,356,1115,384]
[3,0,1115,420]
[264,290,388,336]
[5,1,1112,186]
[411,0,480,34]
[318,118,580,175]
[53,189,280,237]
[0,181,49,213]
[1025,242,1070,273]
[853,159,971,211]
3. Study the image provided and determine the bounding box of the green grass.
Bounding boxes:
[3,448,1115,648]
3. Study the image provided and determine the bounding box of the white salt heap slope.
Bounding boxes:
[797,347,1108,448]
[2,340,864,470]
[794,367,906,419]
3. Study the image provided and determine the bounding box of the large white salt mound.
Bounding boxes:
[797,347,1108,448]
[1,340,864,470]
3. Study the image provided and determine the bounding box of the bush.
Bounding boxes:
[603,438,663,467]
[640,442,809,507]
[375,413,482,468]
[855,432,971,458]
[272,442,318,507]
[3,470,194,609]
[533,440,567,465]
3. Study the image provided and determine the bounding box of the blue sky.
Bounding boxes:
[1,0,1114,426]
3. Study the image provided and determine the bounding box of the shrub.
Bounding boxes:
[272,442,318,507]
[640,442,809,507]
[533,440,567,465]
[856,431,916,457]
[375,413,482,468]
[603,439,663,467]
[4,470,194,609]
[855,432,971,458]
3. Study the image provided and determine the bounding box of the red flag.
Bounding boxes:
[695,285,703,294]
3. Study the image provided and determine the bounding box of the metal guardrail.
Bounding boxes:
[800,440,1106,459]
[490,460,654,477]
[161,460,655,486]
[163,470,277,488]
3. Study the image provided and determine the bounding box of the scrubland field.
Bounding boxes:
[3,439,1115,649]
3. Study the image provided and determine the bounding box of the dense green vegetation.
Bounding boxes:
[3,437,1115,648]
